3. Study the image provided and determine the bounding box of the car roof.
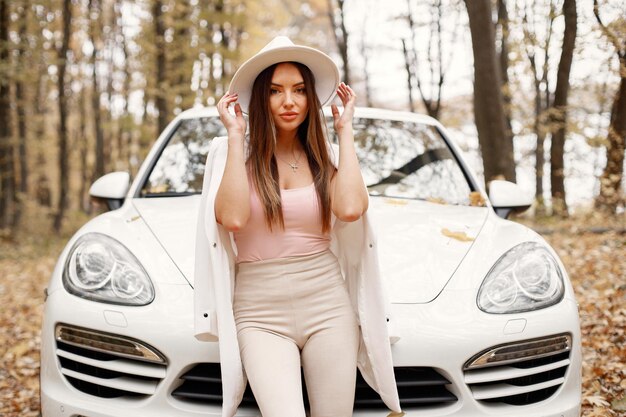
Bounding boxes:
[176,105,439,126]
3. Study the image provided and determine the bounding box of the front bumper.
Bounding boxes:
[40,283,581,417]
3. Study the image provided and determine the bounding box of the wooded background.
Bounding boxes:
[0,0,624,235]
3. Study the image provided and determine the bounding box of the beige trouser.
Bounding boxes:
[233,249,361,417]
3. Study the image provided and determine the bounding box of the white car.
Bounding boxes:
[40,106,582,416]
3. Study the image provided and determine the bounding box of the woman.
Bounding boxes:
[193,36,401,417]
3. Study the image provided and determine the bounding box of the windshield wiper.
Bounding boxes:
[141,191,200,198]
[368,148,451,188]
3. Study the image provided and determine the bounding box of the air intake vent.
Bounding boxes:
[463,334,571,405]
[55,324,167,399]
[172,364,457,409]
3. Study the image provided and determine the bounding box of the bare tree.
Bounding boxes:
[0,0,17,230]
[401,39,416,112]
[519,0,557,216]
[463,0,516,186]
[33,26,51,208]
[327,0,350,84]
[79,81,90,213]
[114,0,131,173]
[88,0,105,183]
[15,0,28,199]
[496,0,513,148]
[102,0,117,172]
[169,1,194,113]
[153,0,168,133]
[53,0,72,232]
[359,8,373,107]
[403,0,459,119]
[593,0,626,214]
[549,0,577,217]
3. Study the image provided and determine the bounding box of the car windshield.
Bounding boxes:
[140,115,473,205]
[140,117,227,197]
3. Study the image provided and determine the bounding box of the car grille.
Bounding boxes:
[54,324,167,399]
[172,363,457,409]
[463,334,572,405]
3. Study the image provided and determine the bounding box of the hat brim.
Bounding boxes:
[228,45,340,114]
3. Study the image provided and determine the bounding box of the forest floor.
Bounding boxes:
[0,208,624,416]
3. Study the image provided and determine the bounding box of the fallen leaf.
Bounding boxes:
[441,228,474,242]
[426,197,447,205]
[7,341,30,359]
[612,394,626,411]
[584,394,611,407]
[469,191,486,207]
[384,198,408,206]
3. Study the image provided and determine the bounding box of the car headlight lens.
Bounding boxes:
[477,242,564,313]
[63,233,155,305]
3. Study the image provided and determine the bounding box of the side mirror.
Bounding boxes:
[89,171,130,211]
[488,180,533,219]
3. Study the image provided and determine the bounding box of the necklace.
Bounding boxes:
[275,150,302,173]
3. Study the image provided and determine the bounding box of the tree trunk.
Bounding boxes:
[405,0,455,120]
[11,0,30,228]
[34,54,51,208]
[463,0,515,187]
[0,0,15,230]
[218,0,229,96]
[153,0,168,133]
[429,0,444,119]
[89,0,105,183]
[79,84,90,214]
[534,76,547,217]
[497,0,513,149]
[327,0,350,85]
[402,39,415,112]
[170,1,194,113]
[117,0,131,173]
[16,0,28,197]
[53,0,72,232]
[521,1,556,217]
[549,0,577,217]
[596,72,626,213]
[103,0,115,173]
[593,0,626,214]
[360,36,373,107]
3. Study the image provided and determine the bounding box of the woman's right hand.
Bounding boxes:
[217,92,246,138]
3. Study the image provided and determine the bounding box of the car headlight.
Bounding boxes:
[477,242,564,313]
[62,233,155,306]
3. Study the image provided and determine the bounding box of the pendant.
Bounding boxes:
[289,163,298,172]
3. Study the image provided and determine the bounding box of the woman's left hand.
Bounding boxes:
[331,82,356,133]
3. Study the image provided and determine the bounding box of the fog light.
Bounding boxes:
[463,333,571,370]
[55,323,166,364]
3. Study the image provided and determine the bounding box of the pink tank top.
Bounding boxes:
[233,182,331,263]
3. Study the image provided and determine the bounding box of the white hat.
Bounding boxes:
[228,36,340,114]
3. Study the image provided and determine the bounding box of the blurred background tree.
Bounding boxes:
[593,0,625,215]
[0,0,623,237]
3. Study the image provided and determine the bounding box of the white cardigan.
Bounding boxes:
[193,135,402,417]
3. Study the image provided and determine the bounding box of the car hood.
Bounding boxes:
[367,197,488,302]
[132,196,489,303]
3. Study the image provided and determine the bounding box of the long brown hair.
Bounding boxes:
[247,61,335,233]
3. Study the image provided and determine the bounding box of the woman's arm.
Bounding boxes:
[215,93,250,231]
[330,83,369,222]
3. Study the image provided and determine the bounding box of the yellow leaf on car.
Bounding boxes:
[441,228,474,242]
[469,191,486,207]
[427,197,447,205]
[384,198,408,206]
